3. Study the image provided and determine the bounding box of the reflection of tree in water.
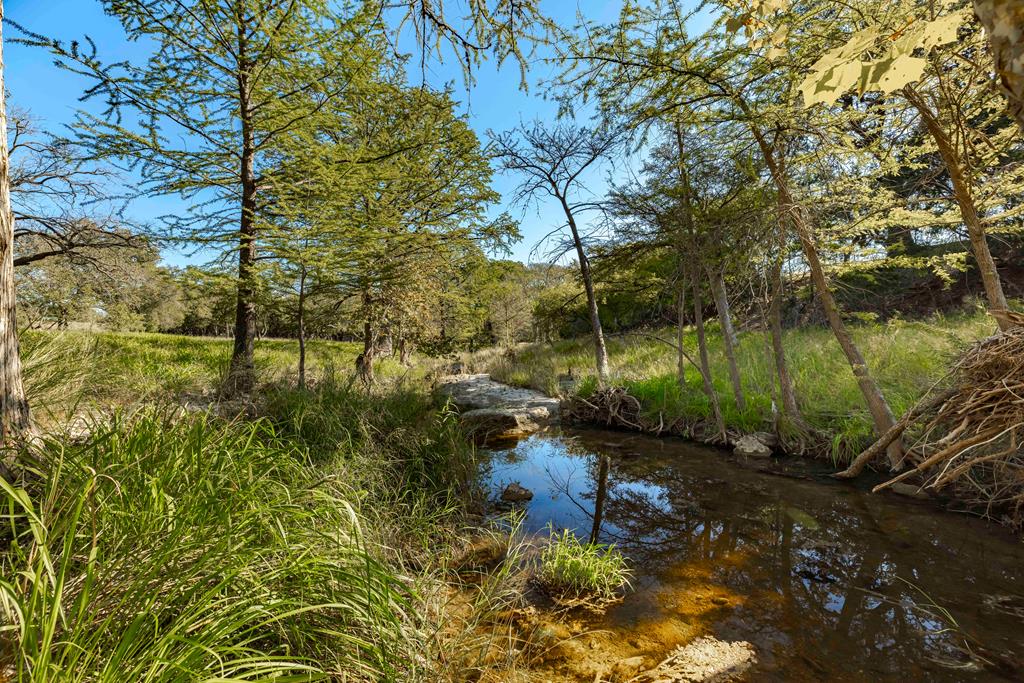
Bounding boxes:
[565,442,1024,680]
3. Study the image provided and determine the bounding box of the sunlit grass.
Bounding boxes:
[1,364,487,681]
[537,528,631,601]
[482,310,997,462]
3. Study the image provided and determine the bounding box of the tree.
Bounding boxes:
[795,2,1020,329]
[27,0,389,393]
[0,0,30,444]
[491,122,618,384]
[8,109,141,268]
[557,0,905,462]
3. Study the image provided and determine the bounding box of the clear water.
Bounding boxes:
[481,427,1024,682]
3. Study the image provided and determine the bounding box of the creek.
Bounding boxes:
[480,427,1024,682]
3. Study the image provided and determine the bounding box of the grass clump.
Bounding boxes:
[537,528,631,602]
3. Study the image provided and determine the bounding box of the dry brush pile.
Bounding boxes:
[564,387,732,444]
[840,315,1024,527]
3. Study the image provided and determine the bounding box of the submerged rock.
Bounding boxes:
[733,434,772,458]
[501,482,534,503]
[610,655,646,682]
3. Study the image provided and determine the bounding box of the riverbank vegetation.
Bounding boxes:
[476,310,996,462]
[0,0,1023,680]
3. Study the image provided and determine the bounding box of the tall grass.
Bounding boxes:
[538,528,631,601]
[0,369,484,682]
[480,311,997,462]
[1,411,412,681]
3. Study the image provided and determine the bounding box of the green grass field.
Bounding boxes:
[476,310,997,462]
[19,330,419,424]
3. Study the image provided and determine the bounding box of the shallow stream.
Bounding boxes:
[481,427,1024,681]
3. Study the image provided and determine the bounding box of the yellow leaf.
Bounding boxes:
[919,11,966,48]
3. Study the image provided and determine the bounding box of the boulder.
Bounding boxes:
[733,434,772,458]
[461,408,539,441]
[750,431,779,449]
[889,482,930,500]
[501,482,534,503]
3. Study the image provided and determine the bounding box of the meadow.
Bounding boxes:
[474,309,997,462]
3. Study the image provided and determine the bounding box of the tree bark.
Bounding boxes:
[228,16,258,394]
[358,289,375,387]
[708,266,745,411]
[398,337,410,366]
[676,275,688,391]
[0,2,31,446]
[560,197,610,384]
[903,85,1011,330]
[768,252,803,423]
[297,265,306,390]
[974,0,1024,136]
[693,273,726,441]
[748,122,902,467]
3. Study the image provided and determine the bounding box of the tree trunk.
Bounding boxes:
[748,123,902,467]
[768,252,803,423]
[974,0,1024,136]
[297,266,306,390]
[358,289,375,387]
[560,197,610,384]
[676,275,688,390]
[398,337,410,366]
[708,266,745,411]
[903,86,1011,330]
[692,274,726,441]
[0,2,31,447]
[228,21,257,394]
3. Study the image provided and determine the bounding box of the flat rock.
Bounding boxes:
[647,636,757,682]
[436,374,559,440]
[733,434,772,458]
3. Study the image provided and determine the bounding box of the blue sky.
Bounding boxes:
[3,0,644,266]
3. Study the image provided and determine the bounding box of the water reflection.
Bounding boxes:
[482,428,1024,681]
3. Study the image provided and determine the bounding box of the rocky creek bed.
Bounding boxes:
[435,375,1024,681]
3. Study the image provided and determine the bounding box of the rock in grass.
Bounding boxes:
[501,482,534,503]
[733,434,772,458]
